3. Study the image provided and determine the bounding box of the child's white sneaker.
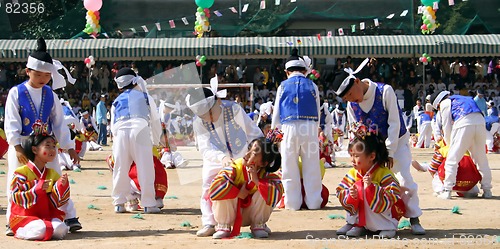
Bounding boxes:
[379,230,396,238]
[437,190,451,200]
[252,229,269,238]
[143,207,161,214]
[125,199,139,212]
[196,225,215,237]
[212,230,231,239]
[482,189,493,199]
[346,226,365,237]
[114,204,126,213]
[336,224,353,235]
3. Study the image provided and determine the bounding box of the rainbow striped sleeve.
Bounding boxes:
[365,174,401,214]
[429,151,444,175]
[10,173,41,210]
[336,172,358,215]
[209,166,240,201]
[49,180,70,208]
[257,171,284,207]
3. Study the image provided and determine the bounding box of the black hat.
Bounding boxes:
[331,70,354,98]
[477,89,485,95]
[284,48,306,71]
[26,38,53,73]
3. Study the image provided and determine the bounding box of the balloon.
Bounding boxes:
[309,74,316,80]
[84,58,91,64]
[311,69,317,74]
[195,0,214,9]
[427,57,432,62]
[427,23,433,29]
[421,24,428,30]
[195,25,203,32]
[196,55,201,60]
[197,7,204,12]
[204,8,210,13]
[424,20,430,25]
[84,0,102,12]
[206,13,210,18]
[422,57,428,63]
[420,0,439,7]
[314,73,320,79]
[419,57,424,62]
[421,16,427,21]
[422,53,428,58]
[196,61,202,67]
[201,61,207,66]
[200,55,207,61]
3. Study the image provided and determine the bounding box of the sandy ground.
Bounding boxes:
[0,144,499,249]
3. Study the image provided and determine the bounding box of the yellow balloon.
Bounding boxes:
[426,6,432,12]
[195,25,203,32]
[431,14,436,19]
[204,21,209,26]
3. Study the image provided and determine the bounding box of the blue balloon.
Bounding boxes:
[195,0,214,9]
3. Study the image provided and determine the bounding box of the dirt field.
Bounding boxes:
[0,145,499,249]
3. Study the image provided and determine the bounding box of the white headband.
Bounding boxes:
[335,58,370,96]
[115,74,149,95]
[303,56,313,75]
[285,58,307,70]
[432,91,450,109]
[26,57,76,90]
[185,75,227,116]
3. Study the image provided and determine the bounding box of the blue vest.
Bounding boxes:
[419,113,431,125]
[279,75,318,123]
[202,101,247,158]
[332,112,344,127]
[485,107,499,131]
[319,110,327,130]
[17,82,54,136]
[112,89,150,124]
[350,83,406,140]
[449,95,482,121]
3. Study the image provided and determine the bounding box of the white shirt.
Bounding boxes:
[413,105,423,119]
[271,72,320,129]
[346,80,401,158]
[5,84,74,150]
[437,98,485,145]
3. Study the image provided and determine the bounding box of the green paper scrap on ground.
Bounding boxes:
[0,171,5,174]
[73,168,81,172]
[398,219,411,229]
[451,206,461,214]
[496,236,500,243]
[235,232,253,239]
[97,172,104,175]
[327,214,345,220]
[132,214,144,219]
[165,195,178,199]
[87,204,100,210]
[180,221,191,227]
[97,186,107,190]
[69,179,76,184]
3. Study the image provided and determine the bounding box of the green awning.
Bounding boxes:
[1,35,499,62]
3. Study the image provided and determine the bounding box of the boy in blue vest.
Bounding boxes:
[415,111,432,148]
[431,91,492,199]
[271,49,323,211]
[4,38,82,235]
[111,68,163,214]
[331,58,425,236]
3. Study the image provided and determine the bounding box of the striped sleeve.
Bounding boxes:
[429,151,444,175]
[49,179,70,208]
[10,173,44,210]
[257,171,284,207]
[365,174,401,214]
[336,173,358,215]
[209,166,240,201]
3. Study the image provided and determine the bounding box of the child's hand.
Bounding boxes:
[237,186,249,199]
[363,174,372,186]
[387,157,394,169]
[42,180,52,191]
[222,156,235,168]
[349,185,358,199]
[14,145,28,165]
[60,173,68,186]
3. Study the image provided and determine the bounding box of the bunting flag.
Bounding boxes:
[260,0,266,9]
[433,1,439,9]
[297,39,302,45]
[141,25,148,32]
[360,22,365,30]
[286,41,293,46]
[102,32,109,38]
[338,28,344,36]
[242,3,249,12]
[351,24,356,33]
[327,31,332,37]
[155,22,162,31]
[214,10,223,17]
[400,10,408,16]
[374,18,379,27]
[90,33,97,39]
[291,0,296,2]
[229,7,238,13]
[386,13,395,19]
[182,17,189,25]
[275,0,280,5]
[417,6,423,14]
[449,0,455,5]
[11,49,16,56]
[316,33,321,41]
[169,20,176,29]
[130,28,137,33]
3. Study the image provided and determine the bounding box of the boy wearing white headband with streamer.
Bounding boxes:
[111,67,162,214]
[4,37,82,235]
[331,58,425,236]
[185,76,262,237]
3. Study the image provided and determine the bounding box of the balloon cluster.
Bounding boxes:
[84,55,96,69]
[419,53,432,65]
[194,0,214,38]
[309,69,321,81]
[420,0,439,34]
[195,55,207,67]
[83,0,103,36]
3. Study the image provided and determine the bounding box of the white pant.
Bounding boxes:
[485,123,500,151]
[6,145,77,223]
[416,122,432,148]
[392,133,422,218]
[444,125,492,191]
[15,218,68,240]
[200,164,224,226]
[212,193,273,227]
[345,199,398,232]
[78,141,87,158]
[112,127,156,208]
[281,121,323,210]
[431,174,480,196]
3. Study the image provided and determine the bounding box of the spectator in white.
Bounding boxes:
[413,99,424,119]
[100,64,110,91]
[96,95,108,146]
[236,64,246,83]
[394,85,405,100]
[436,79,447,92]
[450,59,461,82]
[425,95,433,114]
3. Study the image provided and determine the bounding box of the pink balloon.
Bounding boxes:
[311,69,317,74]
[422,57,428,63]
[419,57,424,62]
[84,0,102,12]
[196,61,202,67]
[84,58,91,64]
[204,8,210,14]
[314,73,320,78]
[421,24,428,30]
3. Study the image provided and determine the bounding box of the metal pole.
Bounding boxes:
[239,0,242,19]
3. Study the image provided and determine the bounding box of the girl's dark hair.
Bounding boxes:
[248,137,281,172]
[187,87,216,106]
[22,134,56,161]
[348,134,389,166]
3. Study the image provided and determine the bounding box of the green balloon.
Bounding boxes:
[421,15,427,21]
[427,23,433,29]
[421,0,439,7]
[195,21,200,26]
[422,53,428,58]
[197,7,204,12]
[424,20,430,25]
[200,55,207,61]
[195,0,214,9]
[427,57,432,62]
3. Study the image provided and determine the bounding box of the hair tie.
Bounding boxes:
[265,128,283,144]
[349,121,377,140]
[31,119,51,136]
